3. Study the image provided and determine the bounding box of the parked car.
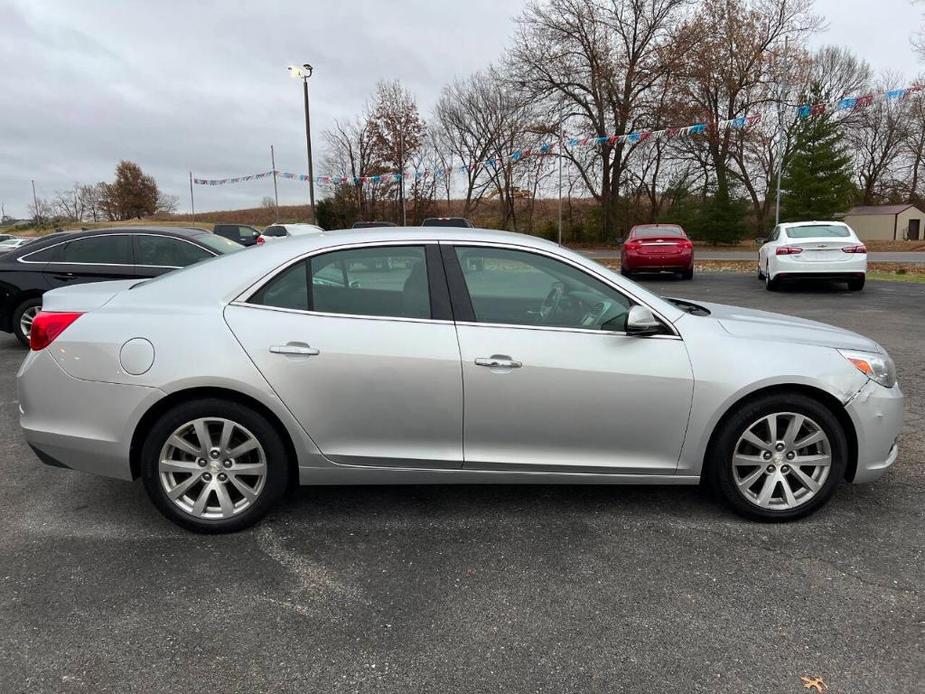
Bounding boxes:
[758,221,867,291]
[421,217,474,228]
[18,228,901,532]
[213,223,262,247]
[0,237,33,251]
[351,221,398,229]
[0,226,241,346]
[258,223,324,244]
[620,224,693,279]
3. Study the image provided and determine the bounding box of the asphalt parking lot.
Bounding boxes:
[0,272,922,693]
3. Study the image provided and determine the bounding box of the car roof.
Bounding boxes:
[4,226,212,259]
[780,221,849,228]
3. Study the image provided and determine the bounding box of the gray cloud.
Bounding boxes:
[0,0,920,217]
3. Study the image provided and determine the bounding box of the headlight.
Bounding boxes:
[838,349,896,388]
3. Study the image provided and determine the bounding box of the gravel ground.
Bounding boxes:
[0,272,922,693]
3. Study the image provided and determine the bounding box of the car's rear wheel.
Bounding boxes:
[12,297,42,347]
[764,270,779,291]
[680,266,694,280]
[141,399,289,533]
[847,276,866,291]
[620,266,633,278]
[708,393,847,521]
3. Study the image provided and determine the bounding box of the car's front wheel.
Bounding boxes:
[708,393,847,521]
[141,398,289,533]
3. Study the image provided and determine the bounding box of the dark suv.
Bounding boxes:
[213,223,262,247]
[0,226,241,346]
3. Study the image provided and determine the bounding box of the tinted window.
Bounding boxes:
[238,226,260,240]
[250,261,308,310]
[454,247,632,331]
[23,242,64,262]
[633,225,684,239]
[196,234,243,254]
[310,246,430,319]
[263,226,287,237]
[213,225,237,240]
[136,235,212,267]
[61,235,132,264]
[785,224,851,239]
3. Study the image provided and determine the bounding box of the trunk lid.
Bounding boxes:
[40,279,137,313]
[785,238,858,262]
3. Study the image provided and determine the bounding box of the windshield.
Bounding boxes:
[633,225,684,239]
[196,234,244,253]
[785,224,851,239]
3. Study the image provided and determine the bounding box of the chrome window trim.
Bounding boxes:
[18,232,216,266]
[232,237,680,337]
[228,300,455,327]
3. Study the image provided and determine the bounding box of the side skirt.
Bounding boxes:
[299,466,700,486]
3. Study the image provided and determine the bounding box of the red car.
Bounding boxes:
[620,223,694,280]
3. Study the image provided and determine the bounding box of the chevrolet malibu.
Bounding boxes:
[17,228,902,532]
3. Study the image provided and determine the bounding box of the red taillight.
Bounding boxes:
[679,239,693,250]
[842,244,867,254]
[29,311,83,351]
[776,245,804,256]
[256,235,265,245]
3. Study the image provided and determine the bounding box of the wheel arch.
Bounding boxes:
[129,386,300,487]
[702,383,858,482]
[6,290,45,333]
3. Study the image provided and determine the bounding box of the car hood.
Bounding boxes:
[688,300,882,352]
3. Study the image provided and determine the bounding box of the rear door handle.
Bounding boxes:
[270,343,320,356]
[475,355,522,369]
[53,272,76,280]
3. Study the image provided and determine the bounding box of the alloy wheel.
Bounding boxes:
[158,417,267,520]
[731,412,831,510]
[19,305,40,339]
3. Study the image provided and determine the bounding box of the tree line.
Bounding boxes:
[28,161,177,228]
[321,0,925,243]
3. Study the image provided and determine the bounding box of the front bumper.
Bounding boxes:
[845,379,904,483]
[17,349,164,481]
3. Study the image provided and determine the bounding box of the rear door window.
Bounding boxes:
[249,261,309,311]
[61,235,133,265]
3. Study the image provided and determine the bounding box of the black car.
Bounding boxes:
[421,217,474,228]
[212,223,262,247]
[0,226,241,346]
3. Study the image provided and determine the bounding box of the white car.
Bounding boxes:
[0,237,32,251]
[257,223,324,245]
[758,221,867,291]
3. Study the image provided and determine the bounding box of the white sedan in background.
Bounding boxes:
[758,221,867,291]
[257,223,324,245]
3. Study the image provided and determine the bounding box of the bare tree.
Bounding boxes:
[508,0,690,239]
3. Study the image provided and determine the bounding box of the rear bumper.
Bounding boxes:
[17,349,164,481]
[623,252,692,271]
[771,254,867,279]
[845,380,904,483]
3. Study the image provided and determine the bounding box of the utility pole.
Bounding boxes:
[270,145,279,217]
[31,179,39,223]
[399,130,406,226]
[557,117,564,246]
[774,36,790,227]
[188,172,195,217]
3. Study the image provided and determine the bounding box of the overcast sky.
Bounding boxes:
[1,0,922,217]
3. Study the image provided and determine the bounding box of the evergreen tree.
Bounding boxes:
[780,111,856,222]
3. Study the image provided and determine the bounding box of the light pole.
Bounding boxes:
[288,63,316,222]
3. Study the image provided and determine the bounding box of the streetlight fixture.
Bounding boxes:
[288,63,316,222]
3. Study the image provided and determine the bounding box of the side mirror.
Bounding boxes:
[625,305,663,336]
[755,237,766,245]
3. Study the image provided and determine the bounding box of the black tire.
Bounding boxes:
[707,393,847,522]
[847,276,865,291]
[620,266,633,278]
[12,296,42,348]
[680,266,694,280]
[757,265,764,280]
[765,271,779,291]
[141,398,290,533]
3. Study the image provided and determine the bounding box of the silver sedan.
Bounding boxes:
[17,228,903,532]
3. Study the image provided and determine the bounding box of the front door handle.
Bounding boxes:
[270,343,320,356]
[475,355,522,369]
